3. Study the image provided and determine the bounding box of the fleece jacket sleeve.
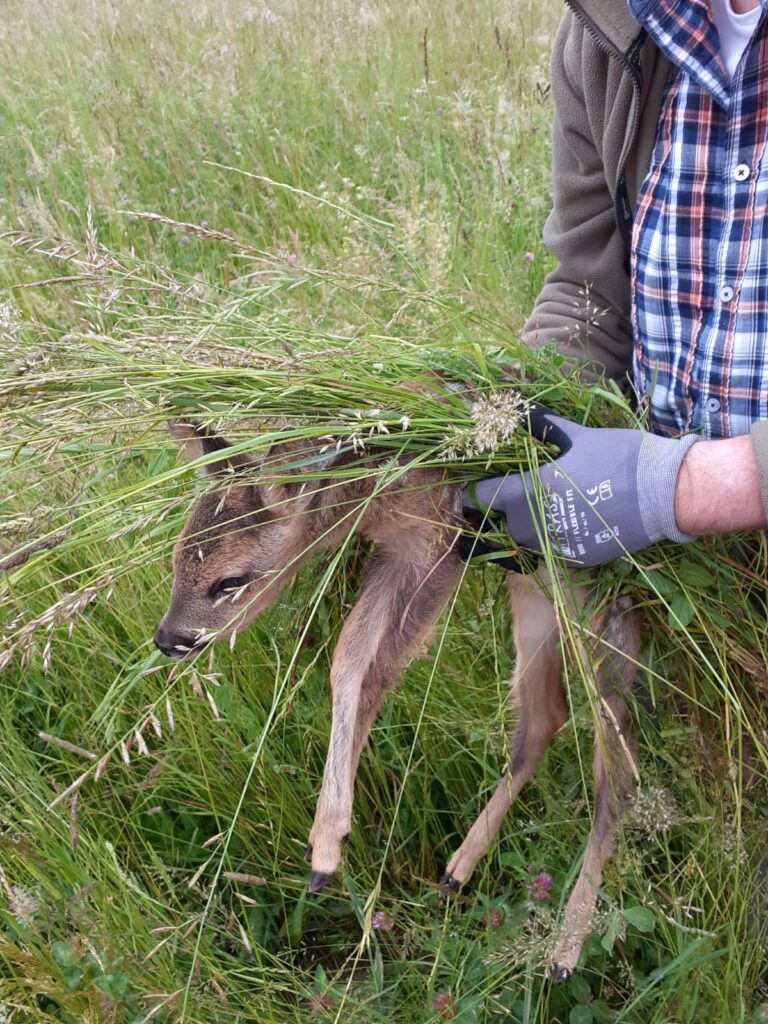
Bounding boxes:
[521,10,637,385]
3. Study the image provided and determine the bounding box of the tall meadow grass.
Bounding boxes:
[2,3,768,1023]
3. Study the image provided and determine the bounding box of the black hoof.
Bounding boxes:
[308,870,333,893]
[304,843,313,862]
[550,963,570,985]
[439,873,461,893]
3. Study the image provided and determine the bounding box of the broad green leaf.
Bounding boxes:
[600,910,621,954]
[569,974,592,1003]
[668,593,694,629]
[623,905,656,933]
[677,558,714,588]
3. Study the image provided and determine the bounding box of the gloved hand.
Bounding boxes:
[463,406,701,568]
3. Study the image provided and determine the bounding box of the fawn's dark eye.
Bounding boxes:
[211,576,249,598]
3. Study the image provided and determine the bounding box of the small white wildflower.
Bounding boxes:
[630,785,677,835]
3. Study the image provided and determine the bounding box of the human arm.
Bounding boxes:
[463,410,768,569]
[675,430,767,535]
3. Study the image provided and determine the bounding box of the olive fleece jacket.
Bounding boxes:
[525,0,768,513]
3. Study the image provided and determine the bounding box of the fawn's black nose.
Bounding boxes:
[153,627,195,658]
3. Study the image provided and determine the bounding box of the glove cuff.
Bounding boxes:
[637,433,701,545]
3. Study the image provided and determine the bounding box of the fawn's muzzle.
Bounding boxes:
[153,626,197,658]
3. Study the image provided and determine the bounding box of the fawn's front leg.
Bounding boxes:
[306,531,462,890]
[306,610,373,889]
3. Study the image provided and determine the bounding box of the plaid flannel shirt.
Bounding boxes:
[629,0,768,439]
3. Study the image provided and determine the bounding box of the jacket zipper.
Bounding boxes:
[563,0,645,248]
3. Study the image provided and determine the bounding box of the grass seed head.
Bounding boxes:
[9,885,39,925]
[630,785,678,835]
[441,389,529,461]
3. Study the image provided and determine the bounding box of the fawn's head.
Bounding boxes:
[154,422,333,658]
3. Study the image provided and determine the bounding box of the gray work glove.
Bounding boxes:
[463,405,701,568]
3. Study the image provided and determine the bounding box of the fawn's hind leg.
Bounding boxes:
[550,597,640,983]
[307,532,461,890]
[442,568,573,888]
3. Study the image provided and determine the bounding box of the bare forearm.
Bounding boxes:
[675,435,767,535]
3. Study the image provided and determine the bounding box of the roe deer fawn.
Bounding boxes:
[154,420,641,982]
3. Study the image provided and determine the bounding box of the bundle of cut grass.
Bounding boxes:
[1,268,766,713]
[0,292,631,646]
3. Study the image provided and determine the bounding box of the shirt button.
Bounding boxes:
[705,397,721,413]
[734,162,751,181]
[719,284,735,301]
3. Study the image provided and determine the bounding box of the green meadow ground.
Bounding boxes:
[3,1,768,1022]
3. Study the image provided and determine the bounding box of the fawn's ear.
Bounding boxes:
[259,436,341,515]
[168,420,252,478]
